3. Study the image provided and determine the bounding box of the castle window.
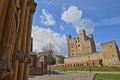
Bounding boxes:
[112,55,114,57]
[87,47,90,49]
[72,50,73,52]
[78,45,80,47]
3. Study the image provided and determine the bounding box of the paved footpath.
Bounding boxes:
[29,71,95,80]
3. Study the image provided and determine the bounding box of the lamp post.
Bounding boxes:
[49,64,51,76]
[88,56,91,73]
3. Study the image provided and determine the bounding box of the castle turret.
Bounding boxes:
[79,29,85,35]
[88,34,93,39]
[66,29,97,56]
[100,41,120,65]
[79,29,86,41]
[88,34,96,52]
[66,35,71,40]
[66,35,71,57]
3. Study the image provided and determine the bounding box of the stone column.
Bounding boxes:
[24,55,31,80]
[0,0,9,42]
[17,56,27,80]
[17,1,29,80]
[0,0,20,79]
[12,49,22,80]
[23,1,37,80]
[12,0,27,80]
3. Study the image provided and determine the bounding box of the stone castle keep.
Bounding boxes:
[0,0,36,80]
[66,29,96,57]
[64,29,120,66]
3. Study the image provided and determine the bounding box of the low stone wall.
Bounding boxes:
[52,59,102,68]
[64,52,102,64]
[29,67,42,75]
[103,59,120,66]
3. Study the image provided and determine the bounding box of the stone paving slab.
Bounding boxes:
[29,71,95,80]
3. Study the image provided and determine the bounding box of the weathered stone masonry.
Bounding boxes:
[64,29,120,66]
[0,0,37,80]
[53,29,120,68]
[66,29,96,57]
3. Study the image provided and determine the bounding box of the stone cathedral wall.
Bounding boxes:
[0,0,37,80]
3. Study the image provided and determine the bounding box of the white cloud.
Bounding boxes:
[32,26,67,56]
[61,5,82,23]
[96,16,120,26]
[40,9,55,26]
[61,5,94,34]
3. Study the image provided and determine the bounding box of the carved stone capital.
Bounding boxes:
[20,54,27,63]
[27,0,37,14]
[0,58,13,80]
[13,48,22,61]
[26,55,32,64]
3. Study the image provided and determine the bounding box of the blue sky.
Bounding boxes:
[32,0,120,56]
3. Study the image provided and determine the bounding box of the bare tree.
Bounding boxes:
[41,42,56,76]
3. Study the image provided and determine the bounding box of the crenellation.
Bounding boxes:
[100,41,120,65]
[65,29,120,66]
[88,34,93,39]
[66,29,96,57]
[66,35,71,40]
[79,29,86,41]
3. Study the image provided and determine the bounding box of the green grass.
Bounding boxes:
[94,74,120,80]
[51,66,120,72]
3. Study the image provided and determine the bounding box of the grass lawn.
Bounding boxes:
[51,66,120,72]
[94,74,120,80]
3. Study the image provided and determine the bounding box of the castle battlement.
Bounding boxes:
[65,29,120,66]
[66,29,96,57]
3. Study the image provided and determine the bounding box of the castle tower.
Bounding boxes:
[88,34,96,52]
[100,41,120,65]
[79,29,86,41]
[66,29,96,57]
[66,35,71,57]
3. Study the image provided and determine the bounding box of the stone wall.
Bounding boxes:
[65,29,120,66]
[0,0,37,80]
[64,52,102,64]
[66,29,96,57]
[29,67,42,75]
[56,55,64,64]
[30,54,37,67]
[101,41,120,65]
[29,54,47,75]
